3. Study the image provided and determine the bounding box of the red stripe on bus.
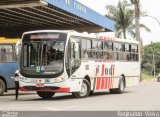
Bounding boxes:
[20,87,70,92]
[105,78,108,89]
[108,78,111,89]
[101,78,105,89]
[107,78,109,89]
[96,78,101,90]
[110,78,112,89]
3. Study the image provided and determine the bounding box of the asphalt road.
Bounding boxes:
[0,80,160,111]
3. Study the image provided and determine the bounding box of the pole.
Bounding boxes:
[153,52,155,78]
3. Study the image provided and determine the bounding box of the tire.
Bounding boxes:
[72,79,91,98]
[109,77,125,94]
[116,77,125,94]
[0,79,5,96]
[109,89,116,94]
[37,92,55,99]
[89,90,94,95]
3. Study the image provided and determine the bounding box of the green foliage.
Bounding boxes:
[105,0,150,39]
[142,42,160,75]
[141,72,154,80]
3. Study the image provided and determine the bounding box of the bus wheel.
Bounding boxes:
[89,90,94,95]
[0,79,5,96]
[109,77,125,94]
[116,77,125,94]
[109,89,116,94]
[37,92,55,99]
[72,79,91,98]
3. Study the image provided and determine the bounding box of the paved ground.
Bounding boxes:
[0,80,160,111]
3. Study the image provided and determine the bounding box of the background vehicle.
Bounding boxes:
[0,37,21,95]
[19,30,140,99]
[157,73,160,82]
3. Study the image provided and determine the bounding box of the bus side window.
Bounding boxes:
[0,44,14,62]
[114,43,119,60]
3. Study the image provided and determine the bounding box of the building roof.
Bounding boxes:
[0,0,114,37]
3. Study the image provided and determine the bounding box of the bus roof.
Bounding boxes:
[0,37,21,44]
[22,30,139,44]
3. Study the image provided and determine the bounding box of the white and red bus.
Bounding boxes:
[18,30,140,99]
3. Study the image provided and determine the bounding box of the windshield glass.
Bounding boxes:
[20,32,67,78]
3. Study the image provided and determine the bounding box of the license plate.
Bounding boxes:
[36,84,44,87]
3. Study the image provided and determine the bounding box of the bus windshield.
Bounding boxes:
[20,32,67,77]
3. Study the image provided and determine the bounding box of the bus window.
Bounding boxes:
[104,41,113,51]
[0,44,14,62]
[104,52,113,60]
[114,43,120,51]
[125,44,129,52]
[87,40,92,49]
[81,39,87,49]
[82,39,92,59]
[121,44,125,52]
[92,40,97,49]
[98,41,103,50]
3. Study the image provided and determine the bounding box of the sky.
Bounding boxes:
[77,0,160,45]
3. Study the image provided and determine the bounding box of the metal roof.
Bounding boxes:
[0,0,114,37]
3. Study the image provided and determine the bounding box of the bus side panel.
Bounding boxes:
[0,62,19,88]
[114,62,140,87]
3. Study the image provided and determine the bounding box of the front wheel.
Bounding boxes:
[0,79,5,96]
[72,79,91,98]
[37,92,55,99]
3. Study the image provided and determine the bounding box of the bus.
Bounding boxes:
[0,37,21,95]
[18,30,140,99]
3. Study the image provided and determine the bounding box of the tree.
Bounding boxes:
[105,0,150,39]
[106,0,133,39]
[142,42,160,75]
[130,0,140,42]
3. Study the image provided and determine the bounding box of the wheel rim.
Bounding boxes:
[120,80,124,92]
[79,82,88,97]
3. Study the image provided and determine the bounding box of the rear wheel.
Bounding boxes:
[116,78,125,94]
[72,79,91,98]
[109,89,116,94]
[0,79,5,96]
[109,76,125,94]
[37,92,55,99]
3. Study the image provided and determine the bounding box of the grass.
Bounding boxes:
[141,72,155,81]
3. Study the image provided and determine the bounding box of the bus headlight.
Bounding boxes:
[19,76,24,81]
[19,77,30,82]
